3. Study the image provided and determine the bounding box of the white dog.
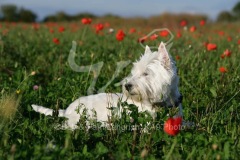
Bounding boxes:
[32,42,183,129]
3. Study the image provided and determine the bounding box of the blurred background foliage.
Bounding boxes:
[1,2,240,23]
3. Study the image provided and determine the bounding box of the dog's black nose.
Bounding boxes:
[125,83,132,91]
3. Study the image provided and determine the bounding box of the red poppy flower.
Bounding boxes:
[58,26,65,33]
[207,43,217,51]
[238,39,240,45]
[87,18,92,24]
[164,117,182,136]
[49,29,54,33]
[116,29,125,41]
[32,23,40,30]
[200,20,206,26]
[223,49,231,57]
[218,31,224,36]
[227,36,232,42]
[21,24,28,30]
[53,38,60,44]
[220,54,225,59]
[177,32,182,38]
[219,67,227,73]
[159,30,169,37]
[175,55,180,60]
[180,20,187,27]
[95,23,104,33]
[189,26,196,32]
[2,29,8,35]
[150,34,158,40]
[129,28,136,34]
[105,22,110,27]
[81,18,92,24]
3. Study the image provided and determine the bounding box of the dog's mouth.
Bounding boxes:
[129,93,137,96]
[127,90,140,96]
[124,89,137,96]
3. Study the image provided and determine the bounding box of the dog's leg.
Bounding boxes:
[178,103,183,117]
[173,103,183,118]
[32,105,65,117]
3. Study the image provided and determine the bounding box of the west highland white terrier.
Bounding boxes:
[32,42,183,129]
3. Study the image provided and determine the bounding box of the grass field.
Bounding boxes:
[0,19,240,159]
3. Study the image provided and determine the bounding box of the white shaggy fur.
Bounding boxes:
[32,42,182,129]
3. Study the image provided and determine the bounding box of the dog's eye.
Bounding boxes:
[143,72,148,76]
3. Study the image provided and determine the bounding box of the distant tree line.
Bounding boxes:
[0,4,98,22]
[42,11,97,22]
[217,1,240,22]
[1,2,240,23]
[0,4,37,22]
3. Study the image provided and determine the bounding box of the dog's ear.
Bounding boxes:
[145,45,152,53]
[158,42,171,68]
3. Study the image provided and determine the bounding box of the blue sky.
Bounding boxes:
[0,0,238,21]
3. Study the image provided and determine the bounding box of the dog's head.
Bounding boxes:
[122,42,179,104]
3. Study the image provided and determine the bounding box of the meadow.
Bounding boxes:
[0,18,240,159]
